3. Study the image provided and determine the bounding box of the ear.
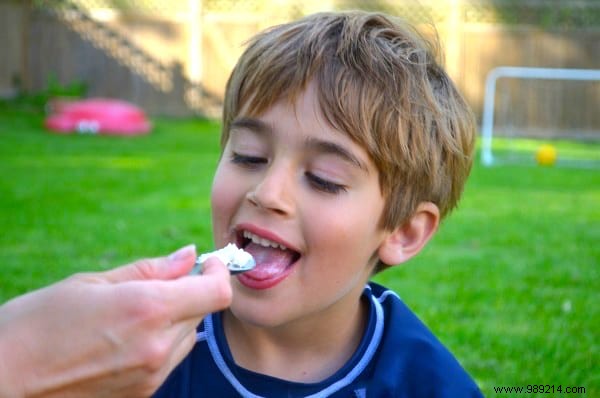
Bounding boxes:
[378,202,440,266]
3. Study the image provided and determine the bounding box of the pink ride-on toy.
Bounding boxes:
[44,98,152,136]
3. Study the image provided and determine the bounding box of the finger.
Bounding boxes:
[163,260,232,321]
[167,317,201,364]
[102,245,197,283]
[152,324,198,392]
[199,256,230,276]
[167,327,198,372]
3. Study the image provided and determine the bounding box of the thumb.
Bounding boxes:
[199,255,230,277]
[101,244,197,283]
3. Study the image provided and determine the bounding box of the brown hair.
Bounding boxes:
[222,11,476,266]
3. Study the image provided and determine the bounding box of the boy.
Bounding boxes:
[154,10,482,397]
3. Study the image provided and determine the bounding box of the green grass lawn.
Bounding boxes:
[0,102,598,397]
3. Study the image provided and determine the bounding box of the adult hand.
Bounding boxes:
[0,245,232,398]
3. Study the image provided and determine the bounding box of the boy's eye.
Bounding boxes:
[306,172,347,194]
[231,152,267,168]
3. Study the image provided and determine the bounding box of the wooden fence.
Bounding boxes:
[0,0,598,137]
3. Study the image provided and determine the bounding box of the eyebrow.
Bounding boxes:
[230,117,272,136]
[305,137,369,173]
[230,116,368,173]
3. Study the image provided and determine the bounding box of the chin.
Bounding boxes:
[227,297,293,329]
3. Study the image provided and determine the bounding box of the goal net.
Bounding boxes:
[480,67,600,168]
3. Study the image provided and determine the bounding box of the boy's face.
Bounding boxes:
[211,83,390,328]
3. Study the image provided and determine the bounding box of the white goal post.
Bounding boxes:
[480,66,600,166]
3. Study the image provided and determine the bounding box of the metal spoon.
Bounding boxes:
[189,247,256,276]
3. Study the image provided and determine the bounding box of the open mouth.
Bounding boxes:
[234,229,301,289]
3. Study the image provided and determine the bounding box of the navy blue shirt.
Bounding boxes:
[153,282,483,397]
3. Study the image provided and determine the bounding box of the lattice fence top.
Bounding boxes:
[35,0,599,28]
[463,0,600,28]
[69,0,189,13]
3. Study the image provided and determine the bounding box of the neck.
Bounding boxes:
[222,292,369,383]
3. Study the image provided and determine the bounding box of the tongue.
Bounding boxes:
[243,242,296,280]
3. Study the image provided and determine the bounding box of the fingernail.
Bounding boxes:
[168,244,196,262]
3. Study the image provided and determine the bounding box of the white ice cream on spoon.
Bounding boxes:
[189,243,256,275]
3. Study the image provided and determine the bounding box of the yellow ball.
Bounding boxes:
[535,144,557,166]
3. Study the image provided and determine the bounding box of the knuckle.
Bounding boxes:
[126,291,169,327]
[132,258,157,279]
[140,337,171,373]
[212,279,233,308]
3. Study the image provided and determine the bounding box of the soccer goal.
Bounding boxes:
[480,66,600,167]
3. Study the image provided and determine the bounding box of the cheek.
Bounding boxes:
[304,195,384,266]
[210,166,240,243]
[306,205,369,257]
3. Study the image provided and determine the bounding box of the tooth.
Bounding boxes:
[242,230,289,251]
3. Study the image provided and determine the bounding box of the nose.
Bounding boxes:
[246,163,295,216]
